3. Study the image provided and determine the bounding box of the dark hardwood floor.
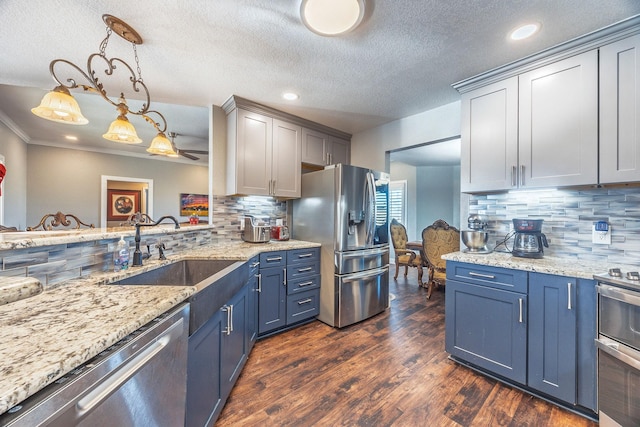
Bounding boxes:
[215,267,597,426]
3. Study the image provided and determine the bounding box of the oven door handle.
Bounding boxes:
[597,284,640,306]
[596,337,640,371]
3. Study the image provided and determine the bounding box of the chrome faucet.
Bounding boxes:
[133,216,180,266]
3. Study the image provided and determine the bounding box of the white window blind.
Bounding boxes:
[389,180,407,225]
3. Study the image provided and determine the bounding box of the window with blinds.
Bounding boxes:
[389,180,407,225]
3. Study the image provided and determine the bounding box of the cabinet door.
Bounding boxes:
[600,34,640,184]
[258,266,287,335]
[445,279,527,384]
[272,119,302,198]
[236,109,272,196]
[528,273,577,403]
[328,137,350,165]
[302,128,328,166]
[576,278,597,411]
[460,77,518,192]
[519,51,598,188]
[185,310,223,427]
[221,286,248,401]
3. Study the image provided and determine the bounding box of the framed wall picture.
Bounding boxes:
[107,189,141,221]
[180,193,209,217]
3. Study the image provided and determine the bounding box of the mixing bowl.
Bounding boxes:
[461,230,489,252]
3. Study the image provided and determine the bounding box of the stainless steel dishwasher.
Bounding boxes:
[0,303,189,427]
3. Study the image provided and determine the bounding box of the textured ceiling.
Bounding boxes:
[0,1,639,164]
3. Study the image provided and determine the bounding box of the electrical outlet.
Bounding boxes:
[592,222,611,245]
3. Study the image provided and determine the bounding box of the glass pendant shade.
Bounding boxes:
[103,115,142,144]
[31,86,89,125]
[146,132,177,156]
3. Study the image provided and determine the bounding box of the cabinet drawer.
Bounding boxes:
[287,247,320,265]
[260,251,286,268]
[288,274,320,295]
[286,288,320,325]
[446,261,527,293]
[287,260,320,281]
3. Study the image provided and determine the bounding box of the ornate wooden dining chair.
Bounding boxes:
[390,218,423,285]
[422,219,460,299]
[120,212,154,226]
[26,212,95,231]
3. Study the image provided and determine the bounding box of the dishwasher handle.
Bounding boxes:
[74,316,184,420]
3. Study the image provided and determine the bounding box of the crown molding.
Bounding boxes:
[0,109,30,143]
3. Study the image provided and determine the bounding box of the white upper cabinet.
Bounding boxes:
[461,77,518,192]
[301,128,328,166]
[600,34,640,184]
[459,51,598,192]
[227,109,301,198]
[302,128,351,167]
[518,50,598,189]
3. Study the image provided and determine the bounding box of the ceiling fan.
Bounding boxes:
[168,132,208,161]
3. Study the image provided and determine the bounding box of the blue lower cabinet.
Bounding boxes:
[445,278,527,384]
[258,266,287,334]
[286,288,320,325]
[445,261,598,414]
[528,272,577,403]
[186,310,223,427]
[221,286,248,402]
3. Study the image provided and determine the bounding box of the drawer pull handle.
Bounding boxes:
[298,267,312,272]
[468,272,496,279]
[567,282,572,310]
[297,298,312,305]
[298,253,313,258]
[298,281,314,287]
[251,262,259,268]
[267,256,283,262]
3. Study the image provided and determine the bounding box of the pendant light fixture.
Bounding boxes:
[32,15,171,149]
[300,0,365,36]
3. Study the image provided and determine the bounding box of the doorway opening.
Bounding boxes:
[100,175,154,228]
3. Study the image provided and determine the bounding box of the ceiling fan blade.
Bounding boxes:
[181,149,209,155]
[178,150,199,160]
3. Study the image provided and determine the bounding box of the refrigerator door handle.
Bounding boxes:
[365,171,376,246]
[338,247,388,259]
[341,265,389,283]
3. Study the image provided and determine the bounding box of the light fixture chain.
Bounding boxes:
[133,43,143,82]
[99,26,112,57]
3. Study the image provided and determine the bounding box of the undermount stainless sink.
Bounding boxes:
[112,259,237,287]
[111,258,248,335]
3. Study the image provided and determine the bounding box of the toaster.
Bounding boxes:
[242,216,271,243]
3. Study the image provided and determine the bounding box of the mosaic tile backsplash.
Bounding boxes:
[0,195,288,286]
[469,187,640,265]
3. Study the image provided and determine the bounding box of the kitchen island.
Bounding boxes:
[0,237,320,417]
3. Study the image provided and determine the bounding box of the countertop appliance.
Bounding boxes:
[461,214,491,253]
[271,224,290,241]
[242,215,271,243]
[0,303,189,427]
[594,268,640,427]
[293,164,390,328]
[511,218,548,258]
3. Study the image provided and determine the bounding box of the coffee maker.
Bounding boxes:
[512,218,549,259]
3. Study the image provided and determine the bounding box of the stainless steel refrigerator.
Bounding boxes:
[293,164,390,328]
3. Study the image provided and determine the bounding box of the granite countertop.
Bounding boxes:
[0,239,319,415]
[442,250,637,280]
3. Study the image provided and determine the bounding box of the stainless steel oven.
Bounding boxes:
[595,270,640,427]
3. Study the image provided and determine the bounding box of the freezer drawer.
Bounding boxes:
[335,246,389,275]
[335,265,389,328]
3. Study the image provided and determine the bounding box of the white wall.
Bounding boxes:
[0,120,28,228]
[27,145,208,228]
[389,162,417,240]
[350,101,461,171]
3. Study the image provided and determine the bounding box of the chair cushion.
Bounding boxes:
[398,253,422,267]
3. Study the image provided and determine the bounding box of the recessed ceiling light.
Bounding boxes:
[510,23,540,41]
[300,0,365,36]
[64,135,78,141]
[282,92,299,101]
